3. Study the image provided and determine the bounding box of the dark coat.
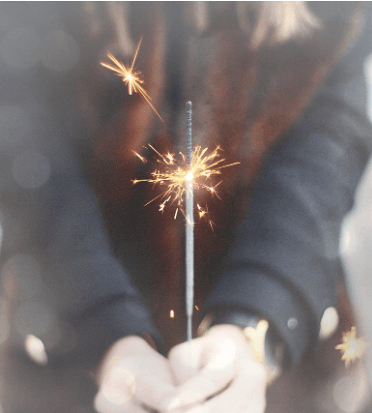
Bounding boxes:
[0,2,372,412]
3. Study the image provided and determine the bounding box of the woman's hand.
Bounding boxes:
[94,335,176,413]
[163,324,267,413]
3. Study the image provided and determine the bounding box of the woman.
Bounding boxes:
[0,2,371,412]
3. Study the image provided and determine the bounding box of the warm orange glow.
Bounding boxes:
[100,37,164,122]
[170,309,175,318]
[335,326,367,367]
[132,145,239,227]
[194,305,199,311]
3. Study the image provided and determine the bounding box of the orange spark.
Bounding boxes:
[100,37,164,122]
[132,145,239,227]
[335,326,367,367]
[197,204,215,231]
[197,203,207,218]
[170,310,175,318]
[132,150,147,163]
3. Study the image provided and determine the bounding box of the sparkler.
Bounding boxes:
[185,101,194,341]
[100,37,164,122]
[335,326,367,367]
[132,102,239,340]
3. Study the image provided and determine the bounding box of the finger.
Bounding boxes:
[133,372,177,411]
[199,360,267,413]
[96,359,176,413]
[94,390,148,413]
[168,337,205,384]
[165,336,239,411]
[94,363,137,413]
[130,351,177,410]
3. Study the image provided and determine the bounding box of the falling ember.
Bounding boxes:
[132,145,239,227]
[335,326,367,367]
[100,37,164,122]
[170,310,175,318]
[197,204,215,230]
[194,305,199,311]
[132,150,147,163]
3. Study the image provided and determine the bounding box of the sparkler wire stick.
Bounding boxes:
[185,101,194,342]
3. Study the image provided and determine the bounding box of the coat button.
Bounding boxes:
[287,317,298,329]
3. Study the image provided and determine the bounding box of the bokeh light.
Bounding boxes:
[12,150,50,189]
[24,334,48,365]
[319,307,339,340]
[41,30,80,72]
[332,367,370,413]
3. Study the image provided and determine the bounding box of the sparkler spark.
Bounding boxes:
[335,326,367,367]
[197,204,215,230]
[132,145,239,226]
[100,37,164,122]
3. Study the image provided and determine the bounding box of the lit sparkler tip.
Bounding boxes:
[132,143,239,227]
[335,326,367,367]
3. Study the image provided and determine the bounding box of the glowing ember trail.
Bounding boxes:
[132,144,240,227]
[100,37,164,122]
[335,326,367,367]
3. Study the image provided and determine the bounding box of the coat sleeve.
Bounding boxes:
[0,2,163,371]
[0,100,162,370]
[203,7,372,369]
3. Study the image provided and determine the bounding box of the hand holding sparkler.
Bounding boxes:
[164,324,267,413]
[94,335,176,413]
[133,102,239,342]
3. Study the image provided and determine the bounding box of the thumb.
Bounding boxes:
[168,337,205,385]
